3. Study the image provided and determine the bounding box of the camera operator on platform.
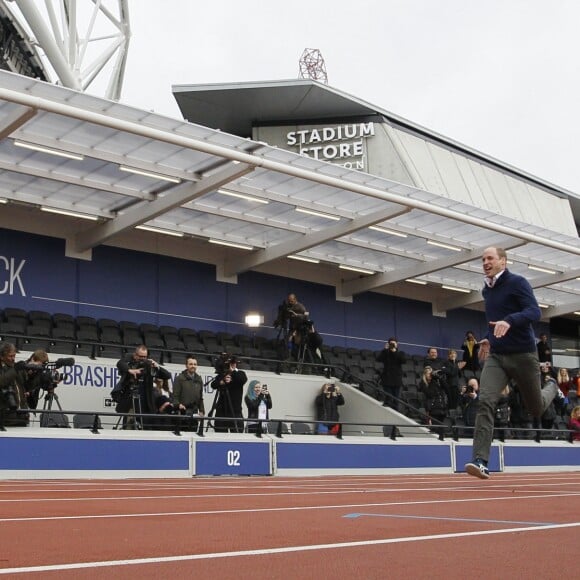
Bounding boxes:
[274,293,310,358]
[210,354,247,433]
[113,344,171,428]
[173,356,205,430]
[377,337,406,411]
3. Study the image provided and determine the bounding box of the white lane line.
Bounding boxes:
[0,473,578,493]
[1,521,579,575]
[0,485,578,504]
[1,492,578,523]
[0,472,577,488]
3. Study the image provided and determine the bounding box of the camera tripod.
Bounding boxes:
[275,323,293,360]
[114,388,144,430]
[206,379,241,433]
[39,386,69,428]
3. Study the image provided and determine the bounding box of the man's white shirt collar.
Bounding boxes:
[484,269,505,288]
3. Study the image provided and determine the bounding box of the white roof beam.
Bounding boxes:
[70,162,253,253]
[436,266,580,313]
[222,205,410,277]
[542,302,580,320]
[0,160,154,201]
[9,133,201,185]
[2,84,579,261]
[341,237,520,297]
[0,105,36,139]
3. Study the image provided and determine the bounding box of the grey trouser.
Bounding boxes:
[472,352,558,462]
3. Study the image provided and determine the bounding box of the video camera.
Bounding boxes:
[24,357,75,390]
[273,302,293,329]
[214,353,237,377]
[22,357,75,410]
[297,318,314,333]
[160,402,186,416]
[431,368,448,384]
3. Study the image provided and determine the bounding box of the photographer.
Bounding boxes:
[0,341,28,426]
[315,382,344,435]
[274,293,308,332]
[419,366,449,426]
[461,377,480,434]
[210,354,247,433]
[112,344,171,429]
[443,349,465,410]
[274,293,310,360]
[173,356,205,431]
[377,337,406,411]
[244,380,272,433]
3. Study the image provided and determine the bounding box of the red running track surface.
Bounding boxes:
[0,472,579,579]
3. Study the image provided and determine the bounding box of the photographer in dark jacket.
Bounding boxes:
[210,355,247,433]
[274,293,308,333]
[274,293,310,360]
[461,377,480,436]
[113,344,171,429]
[315,382,345,434]
[444,349,465,410]
[377,337,406,411]
[420,366,449,426]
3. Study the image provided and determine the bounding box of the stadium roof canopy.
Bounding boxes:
[1,70,579,320]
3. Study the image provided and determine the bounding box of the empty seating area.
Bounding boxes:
[0,308,388,379]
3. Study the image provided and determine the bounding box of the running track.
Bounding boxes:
[0,472,579,579]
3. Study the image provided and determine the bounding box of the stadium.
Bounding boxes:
[0,3,578,576]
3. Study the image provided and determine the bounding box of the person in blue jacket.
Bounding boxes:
[465,247,559,479]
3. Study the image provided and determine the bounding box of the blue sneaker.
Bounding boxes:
[465,459,490,480]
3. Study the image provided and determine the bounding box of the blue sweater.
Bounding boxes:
[482,269,540,355]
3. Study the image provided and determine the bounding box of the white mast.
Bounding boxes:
[7,0,131,100]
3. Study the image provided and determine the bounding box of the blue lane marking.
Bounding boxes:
[343,513,555,526]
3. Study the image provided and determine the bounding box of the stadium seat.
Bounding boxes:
[98,346,124,359]
[50,342,76,355]
[139,323,159,334]
[26,320,52,335]
[122,329,143,346]
[28,310,52,325]
[163,335,186,351]
[97,318,120,331]
[51,326,76,340]
[0,319,27,336]
[100,327,123,345]
[119,321,139,333]
[3,307,27,321]
[21,339,51,351]
[73,414,102,429]
[143,331,165,349]
[52,313,75,327]
[76,316,97,329]
[159,325,179,337]
[77,328,99,342]
[290,422,312,435]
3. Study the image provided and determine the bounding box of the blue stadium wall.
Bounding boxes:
[2,228,547,353]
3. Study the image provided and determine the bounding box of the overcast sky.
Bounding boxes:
[96,1,580,194]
